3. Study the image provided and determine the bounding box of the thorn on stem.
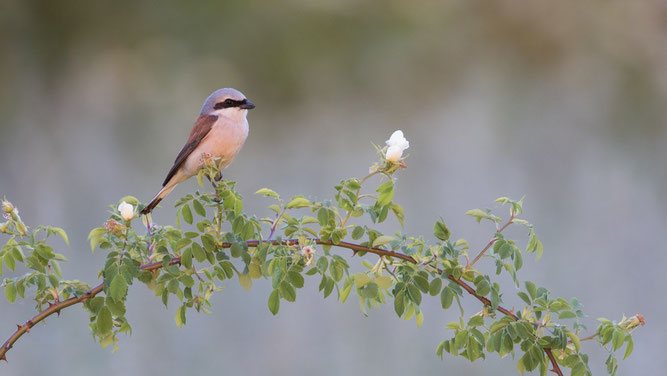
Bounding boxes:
[47,302,62,316]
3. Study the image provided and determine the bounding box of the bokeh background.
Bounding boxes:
[1,1,666,375]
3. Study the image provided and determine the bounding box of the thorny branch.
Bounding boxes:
[1,235,570,374]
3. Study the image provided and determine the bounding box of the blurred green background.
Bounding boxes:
[1,1,666,374]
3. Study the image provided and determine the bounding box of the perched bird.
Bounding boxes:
[140,88,255,215]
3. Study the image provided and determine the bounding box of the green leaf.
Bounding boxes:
[517,357,526,376]
[376,181,394,206]
[51,260,62,277]
[566,330,581,352]
[468,316,484,327]
[239,273,252,291]
[372,235,395,248]
[5,283,17,303]
[434,220,451,241]
[317,208,330,226]
[268,289,280,315]
[280,282,296,302]
[407,284,422,305]
[612,328,624,351]
[255,188,280,199]
[429,278,442,296]
[474,278,490,297]
[375,276,392,289]
[525,281,537,300]
[287,271,305,288]
[179,274,195,288]
[440,287,454,309]
[513,249,523,270]
[106,298,126,316]
[192,200,206,217]
[248,263,261,279]
[354,273,371,287]
[445,321,461,330]
[361,282,378,298]
[96,306,113,334]
[88,227,106,251]
[230,243,244,258]
[330,260,344,282]
[465,209,490,223]
[86,297,105,314]
[175,305,186,328]
[558,311,576,319]
[35,245,55,260]
[340,281,353,303]
[317,257,328,273]
[351,226,365,240]
[413,275,429,293]
[53,227,70,246]
[48,274,60,288]
[416,311,424,328]
[390,204,405,226]
[394,289,405,316]
[286,196,310,209]
[623,335,634,359]
[181,204,193,225]
[517,292,532,305]
[109,274,128,302]
[181,247,193,269]
[535,240,543,260]
[191,243,206,262]
[4,253,15,271]
[201,234,217,253]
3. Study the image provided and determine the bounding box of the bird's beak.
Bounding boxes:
[240,100,255,110]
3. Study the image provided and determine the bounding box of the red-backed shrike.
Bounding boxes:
[140,88,254,215]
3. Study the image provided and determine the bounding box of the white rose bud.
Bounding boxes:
[385,145,403,163]
[385,130,409,163]
[118,201,135,222]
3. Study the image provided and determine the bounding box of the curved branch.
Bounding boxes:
[1,237,563,375]
[0,258,180,362]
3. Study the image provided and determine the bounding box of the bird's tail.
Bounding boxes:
[140,184,176,215]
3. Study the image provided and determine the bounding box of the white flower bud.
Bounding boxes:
[385,130,409,163]
[118,201,135,222]
[385,145,403,163]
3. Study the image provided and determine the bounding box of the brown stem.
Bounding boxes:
[467,217,514,269]
[575,332,599,343]
[1,237,563,375]
[0,258,180,362]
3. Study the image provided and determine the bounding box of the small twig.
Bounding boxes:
[267,210,284,241]
[467,216,514,269]
[575,332,599,343]
[340,170,380,228]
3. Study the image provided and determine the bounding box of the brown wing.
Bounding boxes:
[161,114,218,186]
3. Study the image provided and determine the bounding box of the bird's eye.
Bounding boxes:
[225,99,234,105]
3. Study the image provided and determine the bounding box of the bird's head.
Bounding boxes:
[201,88,255,120]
